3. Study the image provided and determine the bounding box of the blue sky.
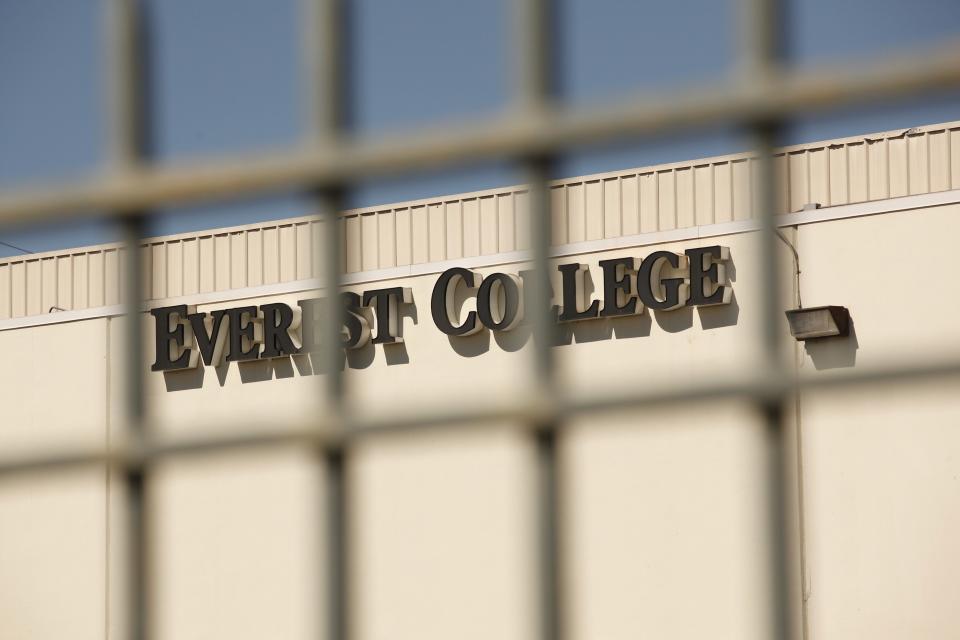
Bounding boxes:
[0,0,959,257]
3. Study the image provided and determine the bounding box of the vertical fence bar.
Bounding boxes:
[740,0,793,638]
[534,421,562,640]
[319,183,348,640]
[304,1,348,638]
[109,0,150,638]
[517,0,552,113]
[517,1,562,640]
[753,124,792,640]
[109,0,146,171]
[121,216,148,640]
[529,156,561,640]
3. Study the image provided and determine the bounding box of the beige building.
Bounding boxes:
[2,120,960,639]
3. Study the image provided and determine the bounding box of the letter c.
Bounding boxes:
[431,267,483,336]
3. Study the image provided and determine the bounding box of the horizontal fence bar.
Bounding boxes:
[2,355,959,478]
[0,42,959,225]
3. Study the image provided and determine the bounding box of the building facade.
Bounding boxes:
[2,121,960,639]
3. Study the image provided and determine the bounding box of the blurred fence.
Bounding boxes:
[1,0,960,639]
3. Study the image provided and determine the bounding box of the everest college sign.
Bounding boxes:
[150,245,731,371]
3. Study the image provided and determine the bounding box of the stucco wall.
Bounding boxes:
[1,178,959,638]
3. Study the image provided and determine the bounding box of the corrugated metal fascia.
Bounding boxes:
[1,118,956,267]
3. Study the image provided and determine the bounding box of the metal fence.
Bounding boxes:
[1,0,960,639]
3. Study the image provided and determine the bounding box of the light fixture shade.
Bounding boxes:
[784,305,850,341]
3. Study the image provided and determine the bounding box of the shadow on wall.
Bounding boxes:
[163,365,205,392]
[162,305,419,391]
[449,329,490,358]
[452,294,739,357]
[162,300,744,389]
[804,318,859,370]
[698,289,740,330]
[557,313,650,345]
[162,355,316,392]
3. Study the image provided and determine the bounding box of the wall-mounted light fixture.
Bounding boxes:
[785,305,850,341]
